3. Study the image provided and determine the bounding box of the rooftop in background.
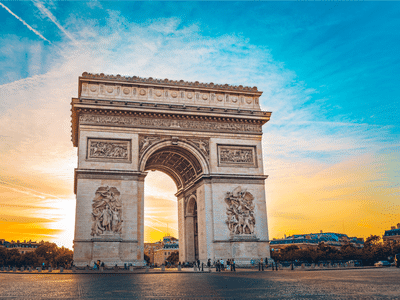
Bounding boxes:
[270,232,364,250]
[0,239,44,254]
[383,223,400,242]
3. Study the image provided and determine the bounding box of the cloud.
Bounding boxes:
[0,9,398,245]
[0,2,51,43]
[32,0,77,44]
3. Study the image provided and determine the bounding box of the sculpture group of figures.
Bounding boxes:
[89,141,128,159]
[225,186,256,235]
[91,186,123,236]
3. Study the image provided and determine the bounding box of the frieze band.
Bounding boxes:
[79,114,262,134]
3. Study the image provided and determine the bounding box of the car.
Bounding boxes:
[374,261,391,267]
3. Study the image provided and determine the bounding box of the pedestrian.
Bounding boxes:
[207,259,211,268]
[232,259,236,272]
[220,259,225,271]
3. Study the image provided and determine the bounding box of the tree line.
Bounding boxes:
[271,235,400,266]
[0,242,73,268]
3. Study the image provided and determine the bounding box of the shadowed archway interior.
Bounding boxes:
[144,146,203,191]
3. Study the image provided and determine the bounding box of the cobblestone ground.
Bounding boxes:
[0,268,399,299]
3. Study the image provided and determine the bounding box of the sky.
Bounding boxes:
[0,1,399,249]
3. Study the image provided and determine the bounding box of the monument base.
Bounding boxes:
[213,239,271,267]
[73,240,145,268]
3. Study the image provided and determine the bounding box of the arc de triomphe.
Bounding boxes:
[71,72,272,267]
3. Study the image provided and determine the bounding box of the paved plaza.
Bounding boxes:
[0,268,398,299]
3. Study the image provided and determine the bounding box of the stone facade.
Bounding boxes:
[71,73,272,267]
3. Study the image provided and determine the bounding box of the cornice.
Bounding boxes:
[72,97,271,118]
[80,72,261,94]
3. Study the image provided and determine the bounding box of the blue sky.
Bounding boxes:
[0,1,399,246]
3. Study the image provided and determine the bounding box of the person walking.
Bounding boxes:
[231,259,236,272]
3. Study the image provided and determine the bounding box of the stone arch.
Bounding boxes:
[185,194,199,261]
[139,139,210,191]
[71,73,272,267]
[186,195,197,216]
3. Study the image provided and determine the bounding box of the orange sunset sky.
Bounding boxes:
[1,2,399,249]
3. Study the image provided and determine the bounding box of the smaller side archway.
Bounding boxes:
[185,195,199,262]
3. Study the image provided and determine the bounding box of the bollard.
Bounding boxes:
[145,266,149,273]
[48,267,52,272]
[178,265,181,271]
[28,267,32,272]
[60,267,64,273]
[20,266,24,272]
[38,267,42,272]
[161,265,165,272]
[13,267,16,272]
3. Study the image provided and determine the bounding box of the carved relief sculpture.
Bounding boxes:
[88,139,129,160]
[225,186,255,235]
[91,186,123,236]
[80,114,262,134]
[139,135,210,159]
[139,136,162,154]
[188,138,209,157]
[218,145,256,167]
[220,148,253,163]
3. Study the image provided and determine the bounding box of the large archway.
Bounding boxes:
[140,141,207,262]
[71,72,272,267]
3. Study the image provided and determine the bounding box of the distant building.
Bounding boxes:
[270,231,364,251]
[0,239,44,254]
[144,242,163,264]
[152,236,179,266]
[383,224,400,242]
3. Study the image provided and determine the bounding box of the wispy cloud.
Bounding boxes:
[0,2,51,43]
[0,6,398,245]
[32,0,77,44]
